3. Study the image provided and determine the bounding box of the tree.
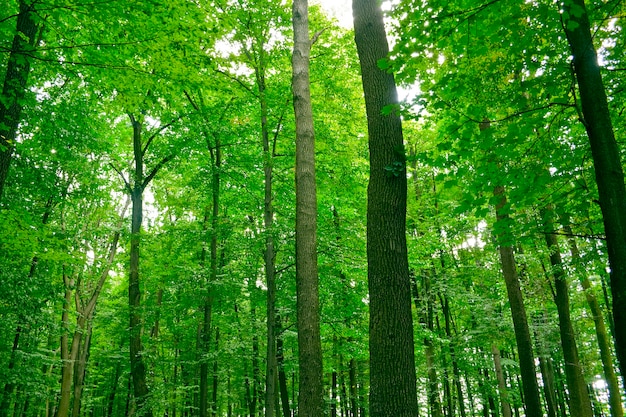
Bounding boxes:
[292,1,325,416]
[0,0,38,201]
[352,0,419,415]
[562,0,626,379]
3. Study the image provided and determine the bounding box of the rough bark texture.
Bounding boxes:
[563,0,626,379]
[292,1,325,416]
[493,186,543,417]
[0,0,38,201]
[353,0,419,415]
[543,213,593,417]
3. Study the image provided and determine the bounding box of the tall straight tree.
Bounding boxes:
[113,114,175,417]
[562,0,626,378]
[0,0,38,201]
[292,1,325,416]
[352,0,419,416]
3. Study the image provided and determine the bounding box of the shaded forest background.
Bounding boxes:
[0,0,625,416]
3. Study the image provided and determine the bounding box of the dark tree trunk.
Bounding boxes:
[0,0,38,201]
[562,0,626,379]
[128,115,153,417]
[492,186,543,417]
[352,1,419,415]
[542,211,593,417]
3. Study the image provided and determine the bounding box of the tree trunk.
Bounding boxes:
[491,344,512,417]
[0,0,38,201]
[542,211,593,417]
[292,1,325,417]
[57,200,127,417]
[533,314,558,417]
[565,225,623,417]
[71,320,92,417]
[562,0,626,379]
[128,114,151,417]
[492,185,543,417]
[352,0,418,415]
[277,319,291,417]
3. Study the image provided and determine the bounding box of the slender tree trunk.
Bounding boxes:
[534,314,558,417]
[71,320,92,417]
[491,344,512,417]
[56,269,79,417]
[277,321,291,417]
[212,328,219,417]
[57,201,127,417]
[492,185,543,417]
[352,0,418,415]
[292,1,325,416]
[126,113,178,417]
[349,359,358,417]
[0,0,38,201]
[562,0,626,379]
[412,272,441,417]
[542,211,593,417]
[106,356,122,417]
[565,225,623,417]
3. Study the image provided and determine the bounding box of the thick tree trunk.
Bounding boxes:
[292,1,325,416]
[562,0,626,379]
[542,212,593,417]
[492,186,543,417]
[352,0,418,415]
[565,226,623,417]
[0,0,38,201]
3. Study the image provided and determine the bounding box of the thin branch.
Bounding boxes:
[310,28,328,46]
[143,113,188,157]
[215,68,255,95]
[142,153,176,189]
[109,163,131,194]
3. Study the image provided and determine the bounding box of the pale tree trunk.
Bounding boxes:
[353,0,419,415]
[542,210,593,417]
[562,0,626,379]
[71,320,92,417]
[0,0,38,201]
[292,1,325,416]
[565,224,623,417]
[491,344,512,417]
[56,199,128,417]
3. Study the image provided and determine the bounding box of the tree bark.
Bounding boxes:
[491,344,512,417]
[128,114,153,417]
[353,1,419,415]
[492,185,543,417]
[0,0,38,201]
[562,0,626,379]
[542,210,593,417]
[292,2,325,416]
[565,225,623,417]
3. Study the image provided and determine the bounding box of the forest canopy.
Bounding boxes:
[0,0,624,417]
